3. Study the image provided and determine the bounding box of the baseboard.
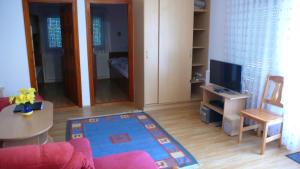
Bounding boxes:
[143,100,201,112]
[44,79,63,83]
[97,75,110,79]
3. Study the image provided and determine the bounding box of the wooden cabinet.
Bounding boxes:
[144,0,159,105]
[158,0,194,103]
[142,0,207,108]
[191,0,210,100]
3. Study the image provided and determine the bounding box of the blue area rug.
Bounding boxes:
[66,112,199,169]
[287,152,300,164]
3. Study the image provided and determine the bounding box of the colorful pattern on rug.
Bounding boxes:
[287,152,300,164]
[66,112,199,169]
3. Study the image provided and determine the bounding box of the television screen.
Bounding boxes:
[210,60,242,92]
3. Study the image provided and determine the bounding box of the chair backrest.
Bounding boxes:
[259,75,284,110]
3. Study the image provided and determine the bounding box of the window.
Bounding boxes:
[92,16,104,47]
[47,17,62,48]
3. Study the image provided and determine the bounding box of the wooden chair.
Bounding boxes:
[238,75,284,154]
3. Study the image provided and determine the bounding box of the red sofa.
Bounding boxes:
[0,138,158,169]
[0,97,11,112]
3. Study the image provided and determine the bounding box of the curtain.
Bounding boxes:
[277,0,300,150]
[92,16,105,50]
[224,0,300,150]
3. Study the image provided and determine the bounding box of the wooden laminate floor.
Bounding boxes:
[39,82,76,108]
[49,103,299,169]
[95,79,128,103]
[39,80,129,107]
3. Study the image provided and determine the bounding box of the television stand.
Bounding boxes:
[201,84,249,136]
[209,100,224,109]
[213,87,238,95]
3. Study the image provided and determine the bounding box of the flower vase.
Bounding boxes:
[22,103,33,116]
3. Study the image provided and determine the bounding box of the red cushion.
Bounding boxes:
[93,151,158,169]
[69,138,95,169]
[0,142,74,169]
[0,97,10,111]
[35,94,43,102]
[0,141,94,169]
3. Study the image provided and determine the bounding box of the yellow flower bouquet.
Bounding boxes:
[9,88,36,115]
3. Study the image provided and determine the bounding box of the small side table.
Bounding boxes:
[0,101,53,147]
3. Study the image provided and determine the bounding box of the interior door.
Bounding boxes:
[158,0,194,103]
[60,4,80,105]
[31,15,47,91]
[93,52,97,98]
[91,15,98,98]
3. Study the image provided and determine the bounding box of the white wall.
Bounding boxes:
[206,0,226,83]
[0,0,31,96]
[77,0,90,106]
[208,0,226,62]
[0,0,90,106]
[107,5,128,51]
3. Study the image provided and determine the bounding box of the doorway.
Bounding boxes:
[23,0,82,107]
[86,0,134,105]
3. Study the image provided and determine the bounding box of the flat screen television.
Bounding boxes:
[210,60,242,92]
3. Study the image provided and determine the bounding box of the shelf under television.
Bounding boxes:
[203,102,224,115]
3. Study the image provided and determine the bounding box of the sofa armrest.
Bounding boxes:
[0,142,75,169]
[69,138,95,169]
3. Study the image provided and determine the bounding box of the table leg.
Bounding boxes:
[238,115,244,143]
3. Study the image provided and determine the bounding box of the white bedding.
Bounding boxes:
[110,57,128,78]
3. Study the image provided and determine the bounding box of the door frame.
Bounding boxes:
[22,0,83,107]
[85,0,134,105]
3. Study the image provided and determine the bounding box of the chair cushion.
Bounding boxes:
[241,109,283,123]
[93,151,158,169]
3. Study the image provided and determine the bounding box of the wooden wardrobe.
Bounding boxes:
[138,0,209,109]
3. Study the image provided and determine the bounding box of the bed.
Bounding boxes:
[108,52,129,95]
